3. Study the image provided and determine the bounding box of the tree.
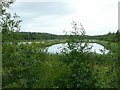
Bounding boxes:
[60,21,95,88]
[61,21,92,64]
[1,0,22,44]
[1,0,25,88]
[116,29,120,42]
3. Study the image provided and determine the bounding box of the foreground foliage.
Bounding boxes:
[2,43,118,88]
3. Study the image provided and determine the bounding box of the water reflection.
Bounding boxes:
[47,43,109,54]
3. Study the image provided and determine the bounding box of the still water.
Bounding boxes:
[47,43,109,54]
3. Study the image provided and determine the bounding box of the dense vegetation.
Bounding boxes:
[89,31,120,42]
[1,0,120,88]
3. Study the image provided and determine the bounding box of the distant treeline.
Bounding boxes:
[88,30,120,42]
[17,32,67,40]
[14,30,120,42]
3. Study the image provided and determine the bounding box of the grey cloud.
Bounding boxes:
[10,2,74,16]
[9,2,74,26]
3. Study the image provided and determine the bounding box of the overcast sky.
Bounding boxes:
[8,0,119,35]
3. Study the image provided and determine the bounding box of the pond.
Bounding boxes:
[47,43,109,54]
